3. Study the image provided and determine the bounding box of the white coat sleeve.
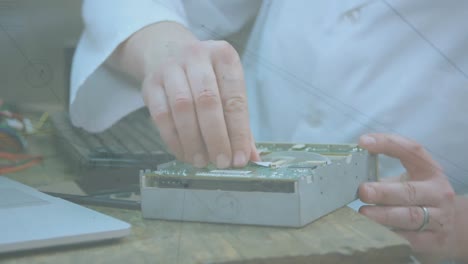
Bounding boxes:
[70,0,261,133]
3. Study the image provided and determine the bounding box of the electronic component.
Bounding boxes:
[51,109,174,188]
[140,142,378,227]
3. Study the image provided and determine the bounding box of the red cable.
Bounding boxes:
[0,152,43,174]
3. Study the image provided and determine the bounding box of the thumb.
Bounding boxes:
[358,133,442,180]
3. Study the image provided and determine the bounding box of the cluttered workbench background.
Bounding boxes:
[0,106,417,264]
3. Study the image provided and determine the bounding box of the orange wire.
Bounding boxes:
[0,152,43,174]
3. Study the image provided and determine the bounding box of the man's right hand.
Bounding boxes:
[110,22,259,168]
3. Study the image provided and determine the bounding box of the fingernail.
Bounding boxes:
[361,135,376,145]
[216,153,230,169]
[252,150,261,162]
[233,151,246,167]
[193,153,207,168]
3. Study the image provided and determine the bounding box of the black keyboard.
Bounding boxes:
[51,109,174,190]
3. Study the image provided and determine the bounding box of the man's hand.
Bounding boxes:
[110,22,259,168]
[357,133,458,261]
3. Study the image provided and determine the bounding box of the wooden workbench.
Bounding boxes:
[0,127,415,264]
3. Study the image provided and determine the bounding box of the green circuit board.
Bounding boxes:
[143,143,364,193]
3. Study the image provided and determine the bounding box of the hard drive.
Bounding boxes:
[140,143,378,227]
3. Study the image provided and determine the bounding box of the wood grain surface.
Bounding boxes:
[0,124,415,264]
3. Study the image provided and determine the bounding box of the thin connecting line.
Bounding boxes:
[152,1,468,187]
[203,27,386,133]
[0,22,61,103]
[196,12,468,190]
[378,0,468,186]
[381,0,468,80]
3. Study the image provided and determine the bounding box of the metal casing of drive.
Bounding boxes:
[140,143,378,227]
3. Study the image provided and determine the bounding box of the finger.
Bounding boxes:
[379,174,402,182]
[163,61,208,168]
[211,41,251,167]
[185,43,231,168]
[359,134,443,179]
[359,205,444,231]
[250,133,261,162]
[142,73,183,161]
[379,172,415,182]
[358,181,446,206]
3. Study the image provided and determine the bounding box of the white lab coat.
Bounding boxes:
[70,0,468,193]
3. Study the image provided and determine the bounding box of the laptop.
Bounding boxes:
[0,176,131,254]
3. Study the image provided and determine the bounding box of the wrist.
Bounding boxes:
[109,21,198,82]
